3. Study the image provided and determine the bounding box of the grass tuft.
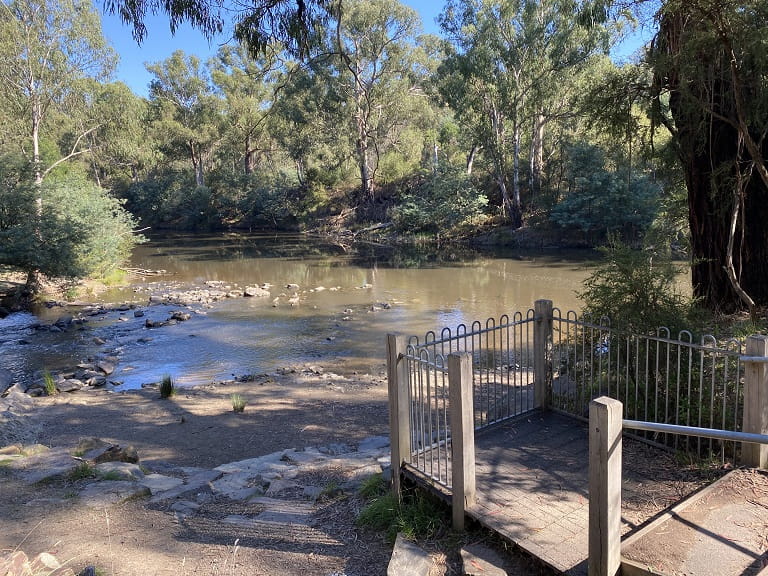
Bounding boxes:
[231,393,246,413]
[69,462,96,481]
[43,370,57,396]
[357,483,448,544]
[159,374,176,399]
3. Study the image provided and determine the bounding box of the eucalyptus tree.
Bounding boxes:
[437,0,610,226]
[647,0,768,312]
[82,80,152,186]
[0,0,115,184]
[331,0,429,202]
[147,50,222,188]
[0,0,143,292]
[210,44,281,176]
[270,61,350,188]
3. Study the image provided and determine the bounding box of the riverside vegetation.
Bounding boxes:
[2,0,768,318]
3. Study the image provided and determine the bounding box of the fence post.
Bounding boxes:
[387,333,412,499]
[744,335,768,469]
[449,351,476,531]
[589,396,623,576]
[534,299,554,410]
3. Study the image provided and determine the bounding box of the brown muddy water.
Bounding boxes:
[0,233,595,390]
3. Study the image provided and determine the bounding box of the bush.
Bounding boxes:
[393,166,488,237]
[550,143,659,245]
[578,238,693,333]
[159,374,176,399]
[0,169,144,283]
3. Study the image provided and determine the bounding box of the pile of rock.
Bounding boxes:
[24,358,121,396]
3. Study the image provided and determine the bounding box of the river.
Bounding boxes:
[0,233,595,389]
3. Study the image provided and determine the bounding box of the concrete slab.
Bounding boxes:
[622,469,768,576]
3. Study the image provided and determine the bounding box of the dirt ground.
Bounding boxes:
[0,369,549,576]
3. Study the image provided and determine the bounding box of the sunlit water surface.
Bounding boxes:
[1,234,595,389]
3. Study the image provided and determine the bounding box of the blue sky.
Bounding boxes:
[100,1,651,97]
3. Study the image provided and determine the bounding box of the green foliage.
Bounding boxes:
[231,394,246,413]
[0,167,143,281]
[357,486,448,544]
[550,143,660,245]
[393,166,488,236]
[578,239,692,333]
[69,462,96,480]
[159,374,176,399]
[358,473,387,500]
[43,371,57,396]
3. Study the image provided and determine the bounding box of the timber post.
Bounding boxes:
[534,299,554,410]
[387,333,412,499]
[743,335,768,469]
[448,351,476,530]
[589,396,623,576]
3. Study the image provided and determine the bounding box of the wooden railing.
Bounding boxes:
[388,304,768,542]
[589,336,768,575]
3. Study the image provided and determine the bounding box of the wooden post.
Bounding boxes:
[743,335,768,469]
[534,299,554,410]
[589,396,623,576]
[449,352,476,531]
[387,333,412,499]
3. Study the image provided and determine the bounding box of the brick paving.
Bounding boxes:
[468,411,591,575]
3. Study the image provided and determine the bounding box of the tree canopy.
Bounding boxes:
[3,0,768,314]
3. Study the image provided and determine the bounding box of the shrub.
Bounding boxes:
[578,238,693,333]
[159,374,176,399]
[231,394,246,413]
[393,166,488,237]
[43,370,57,396]
[0,170,144,284]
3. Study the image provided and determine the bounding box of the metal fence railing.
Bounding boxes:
[390,301,758,491]
[550,308,745,464]
[400,312,537,489]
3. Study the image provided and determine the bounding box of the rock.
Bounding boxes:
[387,533,433,576]
[244,285,270,298]
[0,550,76,576]
[85,376,107,387]
[285,283,300,290]
[93,337,106,345]
[133,309,145,317]
[13,447,78,484]
[0,370,15,395]
[56,379,83,393]
[460,544,508,576]
[95,461,145,480]
[358,436,390,452]
[79,480,150,508]
[77,438,139,464]
[170,311,191,322]
[140,473,185,494]
[97,360,116,375]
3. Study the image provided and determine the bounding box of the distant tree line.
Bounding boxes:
[1,0,766,313]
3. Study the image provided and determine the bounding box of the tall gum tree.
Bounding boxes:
[331,0,425,203]
[147,51,221,188]
[438,0,609,227]
[649,0,768,312]
[210,44,280,176]
[0,0,115,184]
[0,0,115,289]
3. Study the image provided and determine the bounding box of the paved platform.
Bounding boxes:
[622,468,768,576]
[468,411,592,575]
[453,411,729,575]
